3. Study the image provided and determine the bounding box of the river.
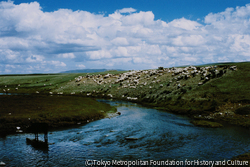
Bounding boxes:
[0,99,249,166]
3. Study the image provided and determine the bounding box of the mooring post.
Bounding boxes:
[35,133,38,141]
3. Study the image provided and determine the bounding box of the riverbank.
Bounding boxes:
[0,62,250,128]
[0,95,117,135]
[1,62,250,128]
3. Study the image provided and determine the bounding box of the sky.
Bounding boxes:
[0,0,250,74]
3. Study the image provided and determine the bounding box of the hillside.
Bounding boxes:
[1,62,250,127]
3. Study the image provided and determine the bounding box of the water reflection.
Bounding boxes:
[26,138,49,152]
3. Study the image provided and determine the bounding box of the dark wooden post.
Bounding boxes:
[28,123,49,142]
[35,133,38,141]
[44,132,48,143]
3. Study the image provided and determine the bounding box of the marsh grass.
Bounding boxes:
[190,120,223,128]
[0,95,116,134]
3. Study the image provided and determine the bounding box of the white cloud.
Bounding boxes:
[116,8,136,14]
[26,55,44,62]
[57,53,75,59]
[48,61,66,67]
[230,34,250,52]
[111,37,129,46]
[5,69,11,73]
[0,1,250,74]
[121,11,155,26]
[172,35,205,46]
[168,17,202,30]
[111,47,129,57]
[76,64,86,68]
[86,49,112,59]
[5,64,16,68]
[133,57,153,64]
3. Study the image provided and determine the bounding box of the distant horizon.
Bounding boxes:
[0,61,245,75]
[1,0,250,74]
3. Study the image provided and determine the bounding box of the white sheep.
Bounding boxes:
[107,94,113,98]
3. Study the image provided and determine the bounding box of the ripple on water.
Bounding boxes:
[1,99,250,166]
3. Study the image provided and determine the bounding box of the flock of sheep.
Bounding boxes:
[2,84,20,93]
[66,65,237,100]
[2,65,237,100]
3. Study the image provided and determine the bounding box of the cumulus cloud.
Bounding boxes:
[168,17,202,30]
[116,7,136,14]
[0,1,250,74]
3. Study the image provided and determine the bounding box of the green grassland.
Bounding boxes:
[0,62,250,129]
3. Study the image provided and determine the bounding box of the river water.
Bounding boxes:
[0,99,249,166]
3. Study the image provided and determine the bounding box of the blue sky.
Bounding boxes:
[1,0,250,74]
[12,0,250,22]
